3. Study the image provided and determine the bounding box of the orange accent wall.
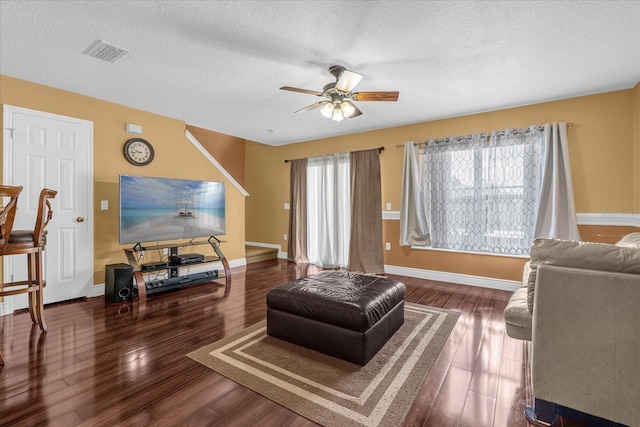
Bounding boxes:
[382,220,529,281]
[1,75,246,286]
[186,125,246,187]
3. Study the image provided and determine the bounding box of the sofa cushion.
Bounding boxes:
[526,238,640,312]
[504,286,532,340]
[521,261,532,288]
[616,232,640,248]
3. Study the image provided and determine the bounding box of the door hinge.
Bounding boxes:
[6,128,14,139]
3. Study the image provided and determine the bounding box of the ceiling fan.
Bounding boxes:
[280,65,399,121]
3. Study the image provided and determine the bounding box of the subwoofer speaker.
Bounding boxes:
[105,263,134,303]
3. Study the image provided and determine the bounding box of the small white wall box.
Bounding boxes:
[125,123,143,134]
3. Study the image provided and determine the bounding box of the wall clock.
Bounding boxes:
[123,138,154,166]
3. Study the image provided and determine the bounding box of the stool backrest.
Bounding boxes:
[0,185,23,254]
[34,188,57,247]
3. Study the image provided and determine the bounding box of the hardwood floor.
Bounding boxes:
[0,260,582,426]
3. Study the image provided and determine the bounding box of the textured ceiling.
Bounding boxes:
[1,1,639,146]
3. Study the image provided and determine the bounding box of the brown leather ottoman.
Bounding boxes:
[266,271,406,365]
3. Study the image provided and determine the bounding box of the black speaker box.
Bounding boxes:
[105,263,134,303]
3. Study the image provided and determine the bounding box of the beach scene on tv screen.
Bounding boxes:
[120,175,226,244]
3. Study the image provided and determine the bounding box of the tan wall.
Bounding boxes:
[1,75,246,286]
[245,87,639,281]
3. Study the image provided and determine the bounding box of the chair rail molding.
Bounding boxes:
[383,211,640,227]
[576,213,640,227]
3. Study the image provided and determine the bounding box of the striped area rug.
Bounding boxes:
[188,303,460,427]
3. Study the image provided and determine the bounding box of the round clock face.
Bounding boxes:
[123,138,154,166]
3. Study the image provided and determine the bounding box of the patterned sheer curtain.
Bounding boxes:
[306,153,351,268]
[422,126,545,255]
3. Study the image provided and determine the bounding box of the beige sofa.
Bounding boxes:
[504,234,640,427]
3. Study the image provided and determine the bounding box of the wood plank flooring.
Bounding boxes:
[0,260,584,426]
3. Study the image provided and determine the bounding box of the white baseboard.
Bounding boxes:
[384,264,520,292]
[89,284,105,298]
[228,257,247,268]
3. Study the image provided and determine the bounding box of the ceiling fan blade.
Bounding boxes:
[280,86,324,96]
[352,91,399,102]
[294,101,327,114]
[336,69,363,92]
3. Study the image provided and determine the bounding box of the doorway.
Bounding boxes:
[3,105,93,313]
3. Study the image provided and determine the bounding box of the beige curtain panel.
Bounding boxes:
[287,158,308,263]
[399,141,431,246]
[534,122,582,241]
[348,149,385,274]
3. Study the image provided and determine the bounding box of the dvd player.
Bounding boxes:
[169,253,205,265]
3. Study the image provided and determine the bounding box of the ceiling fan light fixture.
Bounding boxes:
[331,106,344,121]
[340,101,356,118]
[280,64,398,121]
[320,102,335,118]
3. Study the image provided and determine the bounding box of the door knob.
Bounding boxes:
[76,216,85,223]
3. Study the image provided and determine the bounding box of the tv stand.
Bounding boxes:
[123,236,230,303]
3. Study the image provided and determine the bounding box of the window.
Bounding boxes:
[422,128,544,255]
[306,153,351,267]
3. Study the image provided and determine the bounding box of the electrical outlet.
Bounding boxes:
[386,202,392,211]
[163,248,169,255]
[283,234,288,241]
[385,242,391,251]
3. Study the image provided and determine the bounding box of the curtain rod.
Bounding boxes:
[394,123,574,148]
[284,146,384,163]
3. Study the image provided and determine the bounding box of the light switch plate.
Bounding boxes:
[100,200,109,210]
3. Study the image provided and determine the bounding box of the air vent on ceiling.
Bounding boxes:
[84,40,129,63]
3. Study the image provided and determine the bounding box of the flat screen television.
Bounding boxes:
[119,175,226,245]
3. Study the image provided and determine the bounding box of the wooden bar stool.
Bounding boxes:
[0,187,57,366]
[0,185,23,366]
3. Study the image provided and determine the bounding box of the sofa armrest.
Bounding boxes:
[531,265,640,426]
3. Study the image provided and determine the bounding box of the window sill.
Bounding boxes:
[409,245,530,259]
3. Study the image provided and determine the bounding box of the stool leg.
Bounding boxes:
[33,251,47,332]
[0,349,4,366]
[26,252,38,324]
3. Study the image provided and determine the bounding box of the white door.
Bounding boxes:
[3,105,93,311]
